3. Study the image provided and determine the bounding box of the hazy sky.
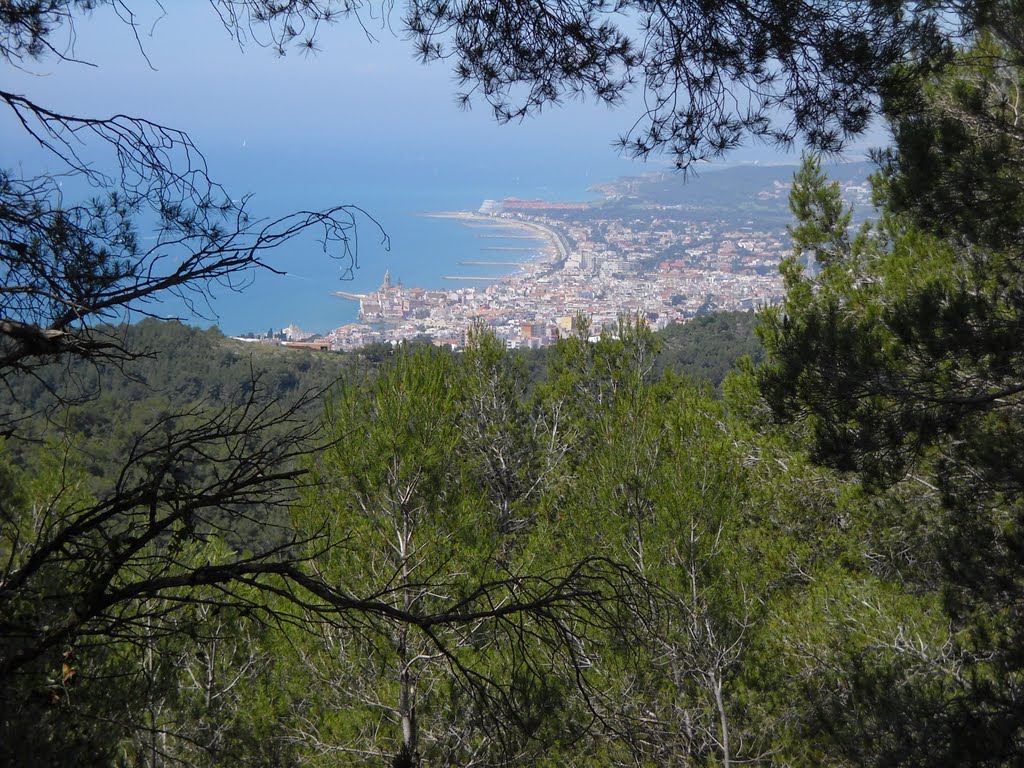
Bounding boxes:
[4,4,649,179]
[1,2,851,192]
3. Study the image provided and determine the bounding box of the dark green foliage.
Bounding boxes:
[654,311,763,387]
[4,318,348,463]
[509,311,765,394]
[11,4,1024,765]
[405,0,950,168]
[881,32,1024,254]
[759,142,1024,761]
[0,309,961,767]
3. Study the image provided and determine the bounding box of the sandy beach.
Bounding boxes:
[421,211,570,263]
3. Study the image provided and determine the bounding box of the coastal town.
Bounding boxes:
[258,163,874,351]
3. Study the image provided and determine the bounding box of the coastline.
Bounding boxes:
[319,210,579,348]
[421,211,569,265]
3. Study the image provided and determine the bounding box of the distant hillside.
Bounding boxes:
[654,311,763,387]
[7,320,348,415]
[516,311,762,391]
[590,160,876,223]
[7,313,763,477]
[3,320,361,479]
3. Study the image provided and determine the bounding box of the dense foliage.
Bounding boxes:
[0,308,951,766]
[6,1,1024,766]
[758,65,1024,763]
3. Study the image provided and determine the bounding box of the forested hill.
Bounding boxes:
[7,314,760,438]
[655,311,762,383]
[3,314,759,484]
[6,320,347,416]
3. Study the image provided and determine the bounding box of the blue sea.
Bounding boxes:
[192,148,647,336]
